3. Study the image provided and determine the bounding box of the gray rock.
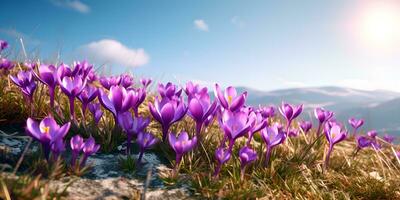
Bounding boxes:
[0,135,193,199]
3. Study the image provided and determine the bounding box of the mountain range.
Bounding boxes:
[235,86,400,136]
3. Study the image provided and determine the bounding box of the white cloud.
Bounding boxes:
[231,16,245,28]
[194,19,209,32]
[0,28,40,45]
[78,39,150,67]
[50,0,90,13]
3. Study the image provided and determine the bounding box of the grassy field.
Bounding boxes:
[0,61,399,199]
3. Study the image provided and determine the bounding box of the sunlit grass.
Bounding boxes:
[0,173,69,200]
[0,62,399,199]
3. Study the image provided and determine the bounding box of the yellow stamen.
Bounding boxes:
[228,96,233,104]
[42,126,50,134]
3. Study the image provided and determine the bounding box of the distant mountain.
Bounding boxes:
[237,86,399,108]
[235,86,400,135]
[336,97,400,135]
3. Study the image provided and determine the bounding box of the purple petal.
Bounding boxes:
[26,118,42,141]
[189,98,204,122]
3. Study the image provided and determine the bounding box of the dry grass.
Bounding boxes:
[0,63,399,199]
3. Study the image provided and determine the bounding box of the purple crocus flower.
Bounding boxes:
[324,124,347,169]
[238,146,258,180]
[100,76,121,90]
[140,78,152,89]
[86,70,98,83]
[213,147,232,177]
[219,110,254,150]
[348,118,364,136]
[98,85,135,120]
[136,131,158,164]
[288,128,299,137]
[259,105,275,118]
[50,139,65,160]
[73,61,93,78]
[184,81,206,98]
[33,64,58,107]
[314,107,334,136]
[149,97,187,141]
[365,130,382,150]
[315,107,334,124]
[371,140,382,150]
[120,74,134,88]
[77,84,98,115]
[117,112,150,154]
[10,70,37,103]
[57,65,87,119]
[80,137,100,168]
[26,116,71,159]
[203,106,217,128]
[261,124,286,167]
[356,135,372,150]
[214,84,247,112]
[279,102,303,132]
[325,120,343,130]
[0,58,15,71]
[0,40,8,52]
[246,111,267,146]
[58,62,91,79]
[299,121,312,134]
[187,89,217,137]
[168,131,197,174]
[367,130,377,138]
[130,88,146,117]
[158,82,182,100]
[383,134,395,144]
[70,135,84,167]
[88,103,103,124]
[24,62,37,70]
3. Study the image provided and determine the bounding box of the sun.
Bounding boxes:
[357,2,400,49]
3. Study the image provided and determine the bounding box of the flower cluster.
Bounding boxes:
[2,39,399,180]
[26,116,100,169]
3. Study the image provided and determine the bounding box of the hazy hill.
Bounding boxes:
[235,86,400,135]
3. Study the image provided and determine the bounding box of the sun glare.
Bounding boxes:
[357,2,400,49]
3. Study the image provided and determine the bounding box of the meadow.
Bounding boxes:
[0,40,399,199]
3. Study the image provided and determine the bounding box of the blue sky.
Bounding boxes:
[1,0,399,91]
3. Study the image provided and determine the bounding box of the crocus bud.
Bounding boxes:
[214,84,247,112]
[70,135,84,166]
[168,131,197,174]
[238,146,257,180]
[80,137,100,167]
[324,124,347,169]
[26,116,70,160]
[213,147,232,177]
[299,121,312,134]
[136,131,158,164]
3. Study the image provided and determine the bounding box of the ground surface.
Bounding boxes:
[0,136,192,200]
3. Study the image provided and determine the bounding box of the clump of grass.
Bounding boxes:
[0,173,68,200]
[161,118,400,199]
[29,157,66,180]
[118,155,138,174]
[67,164,92,177]
[158,168,180,186]
[2,61,400,199]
